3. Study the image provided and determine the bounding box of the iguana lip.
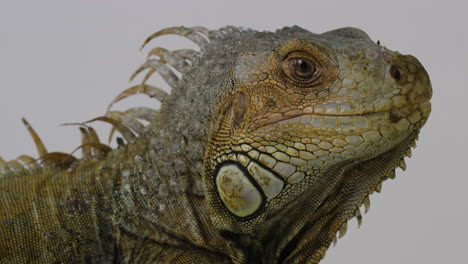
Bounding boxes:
[254,100,430,130]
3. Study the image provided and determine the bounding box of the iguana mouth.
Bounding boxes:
[257,100,431,130]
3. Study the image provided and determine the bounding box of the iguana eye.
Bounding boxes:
[281,51,322,86]
[288,58,317,80]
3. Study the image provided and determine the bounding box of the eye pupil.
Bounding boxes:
[298,60,310,73]
[289,58,316,79]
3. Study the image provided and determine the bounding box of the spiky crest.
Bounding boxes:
[0,26,210,175]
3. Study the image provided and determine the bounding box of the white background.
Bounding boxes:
[0,1,466,263]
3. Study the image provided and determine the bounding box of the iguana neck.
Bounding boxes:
[219,133,416,264]
[106,121,231,261]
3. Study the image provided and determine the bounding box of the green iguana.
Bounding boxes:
[0,26,432,263]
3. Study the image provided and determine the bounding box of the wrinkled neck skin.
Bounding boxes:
[212,134,416,264]
[109,116,232,261]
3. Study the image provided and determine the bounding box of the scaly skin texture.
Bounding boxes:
[0,26,432,263]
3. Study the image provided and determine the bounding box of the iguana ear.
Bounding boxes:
[232,92,249,128]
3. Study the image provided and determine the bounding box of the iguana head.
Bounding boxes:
[203,26,432,263]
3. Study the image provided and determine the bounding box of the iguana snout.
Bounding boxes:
[388,53,432,105]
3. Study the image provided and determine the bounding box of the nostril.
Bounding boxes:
[389,65,402,81]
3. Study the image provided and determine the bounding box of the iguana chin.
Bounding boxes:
[0,26,432,263]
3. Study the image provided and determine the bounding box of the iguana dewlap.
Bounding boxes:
[0,26,432,263]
